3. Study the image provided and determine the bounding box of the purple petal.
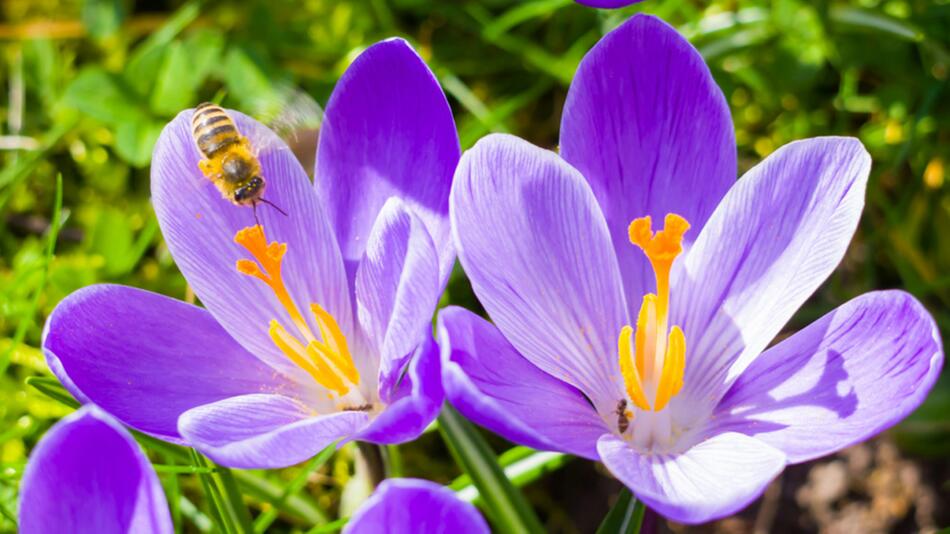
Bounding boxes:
[316,38,460,286]
[179,394,369,469]
[438,307,607,460]
[597,432,786,524]
[42,285,305,443]
[672,137,871,414]
[575,0,643,7]
[451,134,628,412]
[715,290,943,463]
[355,335,443,444]
[344,478,489,534]
[18,406,172,534]
[355,198,440,397]
[152,109,351,380]
[561,14,735,305]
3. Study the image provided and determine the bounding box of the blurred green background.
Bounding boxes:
[0,0,947,532]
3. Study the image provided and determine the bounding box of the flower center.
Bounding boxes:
[617,214,690,421]
[234,225,360,397]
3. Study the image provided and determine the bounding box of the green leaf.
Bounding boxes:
[24,376,79,409]
[215,465,256,534]
[596,489,646,534]
[150,42,199,115]
[88,208,134,276]
[62,67,148,125]
[450,446,571,501]
[306,516,348,534]
[829,6,924,43]
[190,450,232,533]
[125,1,201,97]
[223,47,289,116]
[482,0,574,39]
[114,119,164,167]
[149,29,224,116]
[125,44,171,99]
[185,28,227,83]
[438,406,545,533]
[82,0,125,39]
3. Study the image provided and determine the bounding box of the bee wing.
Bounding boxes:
[244,83,324,176]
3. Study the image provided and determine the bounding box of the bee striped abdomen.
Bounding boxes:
[192,103,241,158]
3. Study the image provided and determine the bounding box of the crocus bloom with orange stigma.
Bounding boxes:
[439,14,943,524]
[42,38,459,468]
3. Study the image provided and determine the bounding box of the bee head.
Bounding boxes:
[233,176,264,204]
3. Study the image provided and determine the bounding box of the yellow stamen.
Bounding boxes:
[617,214,689,413]
[235,225,360,396]
[654,326,685,411]
[311,304,359,383]
[269,321,347,394]
[618,325,650,411]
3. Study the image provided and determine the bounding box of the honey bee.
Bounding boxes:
[191,102,285,220]
[615,399,631,434]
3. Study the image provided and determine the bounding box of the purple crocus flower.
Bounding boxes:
[42,38,459,468]
[439,14,943,524]
[18,406,172,533]
[344,479,489,534]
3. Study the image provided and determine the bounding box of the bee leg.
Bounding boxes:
[197,158,214,177]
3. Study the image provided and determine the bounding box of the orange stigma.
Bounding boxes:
[235,225,359,396]
[618,214,689,413]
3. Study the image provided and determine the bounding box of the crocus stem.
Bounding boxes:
[382,444,404,478]
[438,405,545,534]
[356,442,386,486]
[595,489,646,534]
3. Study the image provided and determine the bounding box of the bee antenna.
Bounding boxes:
[259,198,288,217]
[252,203,261,227]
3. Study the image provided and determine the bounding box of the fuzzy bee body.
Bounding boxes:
[192,102,266,207]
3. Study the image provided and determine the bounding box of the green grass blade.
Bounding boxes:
[234,470,328,525]
[482,0,574,39]
[215,465,255,534]
[24,376,79,408]
[0,173,63,374]
[190,450,233,534]
[595,490,645,534]
[306,516,348,534]
[453,449,571,504]
[828,6,923,42]
[178,495,214,533]
[253,444,336,533]
[438,406,545,533]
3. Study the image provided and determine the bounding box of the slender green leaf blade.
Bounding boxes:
[438,406,545,533]
[596,490,645,534]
